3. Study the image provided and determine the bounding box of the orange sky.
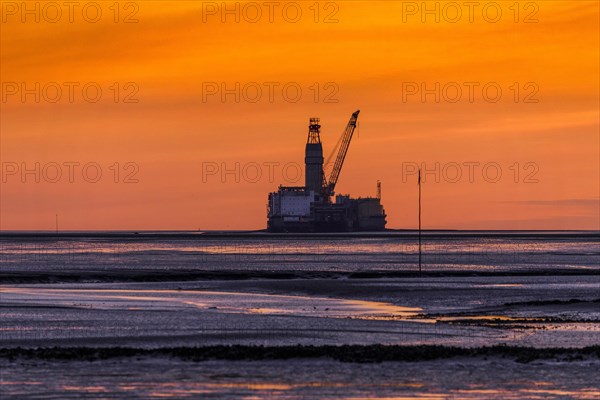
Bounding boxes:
[1,1,599,230]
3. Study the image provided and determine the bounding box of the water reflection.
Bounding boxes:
[1,287,422,320]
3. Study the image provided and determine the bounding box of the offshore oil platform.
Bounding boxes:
[267,110,387,232]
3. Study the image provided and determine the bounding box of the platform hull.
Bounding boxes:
[267,210,387,233]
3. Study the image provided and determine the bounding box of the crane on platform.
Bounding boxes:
[322,109,360,200]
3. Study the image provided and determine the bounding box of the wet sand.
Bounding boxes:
[2,275,599,349]
[2,355,599,399]
[2,277,599,398]
[1,234,598,398]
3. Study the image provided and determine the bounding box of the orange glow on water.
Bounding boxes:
[1,286,422,319]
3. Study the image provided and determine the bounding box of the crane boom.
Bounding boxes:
[323,110,360,198]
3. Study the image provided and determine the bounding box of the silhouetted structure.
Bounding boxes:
[267,110,386,232]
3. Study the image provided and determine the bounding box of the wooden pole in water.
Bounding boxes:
[418,169,422,273]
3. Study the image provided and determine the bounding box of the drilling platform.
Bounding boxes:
[267,110,387,232]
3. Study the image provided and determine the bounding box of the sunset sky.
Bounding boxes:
[1,1,598,230]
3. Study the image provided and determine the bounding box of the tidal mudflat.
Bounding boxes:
[1,233,599,398]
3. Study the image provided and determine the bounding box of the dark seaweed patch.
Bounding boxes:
[1,345,599,364]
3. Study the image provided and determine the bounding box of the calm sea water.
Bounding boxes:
[1,233,598,274]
